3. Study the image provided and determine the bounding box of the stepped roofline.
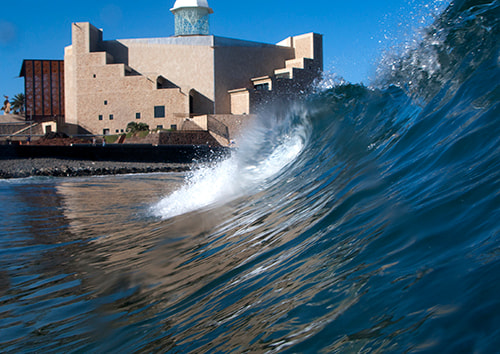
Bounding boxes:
[118,35,296,48]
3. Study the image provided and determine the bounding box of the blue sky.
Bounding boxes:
[0,0,448,98]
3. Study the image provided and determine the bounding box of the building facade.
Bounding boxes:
[63,0,323,142]
[20,60,65,123]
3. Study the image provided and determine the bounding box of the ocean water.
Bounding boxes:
[1,0,499,352]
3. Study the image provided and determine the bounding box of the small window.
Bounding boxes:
[103,129,109,135]
[109,114,114,120]
[275,72,290,80]
[104,100,108,105]
[156,125,163,130]
[154,105,165,118]
[93,74,96,78]
[120,129,124,133]
[136,112,141,119]
[170,124,177,131]
[98,114,103,121]
[255,83,270,91]
[115,129,119,133]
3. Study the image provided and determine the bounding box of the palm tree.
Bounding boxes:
[10,93,25,115]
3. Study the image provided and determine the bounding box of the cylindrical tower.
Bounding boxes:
[170,0,214,36]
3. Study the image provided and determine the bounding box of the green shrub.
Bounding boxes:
[127,122,149,133]
[105,135,119,144]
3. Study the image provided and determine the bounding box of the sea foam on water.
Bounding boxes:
[152,110,309,219]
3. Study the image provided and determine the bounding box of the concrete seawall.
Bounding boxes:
[0,144,229,163]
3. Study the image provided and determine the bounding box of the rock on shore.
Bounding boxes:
[0,158,191,179]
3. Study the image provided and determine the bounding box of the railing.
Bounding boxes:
[207,116,229,140]
[0,123,31,136]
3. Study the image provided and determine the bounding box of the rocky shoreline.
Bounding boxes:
[0,158,192,179]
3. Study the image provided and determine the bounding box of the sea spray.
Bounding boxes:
[152,105,311,219]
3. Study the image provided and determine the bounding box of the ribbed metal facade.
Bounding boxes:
[20,60,64,122]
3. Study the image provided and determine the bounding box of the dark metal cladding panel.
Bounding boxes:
[43,61,52,116]
[51,61,60,116]
[21,59,64,121]
[34,61,43,117]
[25,61,34,119]
[60,61,65,116]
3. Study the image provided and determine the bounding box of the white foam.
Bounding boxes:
[151,113,309,219]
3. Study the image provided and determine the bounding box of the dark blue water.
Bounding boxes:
[1,0,499,352]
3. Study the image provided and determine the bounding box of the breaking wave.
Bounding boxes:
[146,1,500,351]
[1,0,499,352]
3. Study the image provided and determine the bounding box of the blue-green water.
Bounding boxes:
[1,0,500,352]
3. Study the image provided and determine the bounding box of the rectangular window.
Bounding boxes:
[109,114,114,120]
[255,83,270,91]
[154,105,165,118]
[156,125,163,130]
[104,100,108,105]
[275,72,290,80]
[98,114,103,121]
[170,124,177,131]
[136,112,141,119]
[103,129,109,135]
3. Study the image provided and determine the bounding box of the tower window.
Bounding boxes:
[136,112,141,119]
[98,114,103,121]
[109,114,114,120]
[104,100,108,105]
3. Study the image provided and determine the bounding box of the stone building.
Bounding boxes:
[63,0,323,144]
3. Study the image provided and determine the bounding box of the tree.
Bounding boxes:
[10,93,25,115]
[126,121,149,133]
[126,122,138,133]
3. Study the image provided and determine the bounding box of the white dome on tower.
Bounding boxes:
[171,0,213,13]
